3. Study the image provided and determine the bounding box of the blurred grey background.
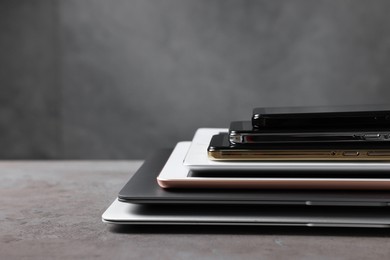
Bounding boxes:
[1,0,390,159]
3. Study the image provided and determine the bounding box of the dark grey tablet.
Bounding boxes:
[118,149,390,206]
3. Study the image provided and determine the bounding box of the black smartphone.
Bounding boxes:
[208,133,390,161]
[252,105,390,129]
[230,121,390,144]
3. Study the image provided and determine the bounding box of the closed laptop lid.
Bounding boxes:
[103,199,390,227]
[118,149,390,207]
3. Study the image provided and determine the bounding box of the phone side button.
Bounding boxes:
[307,201,383,206]
[368,152,390,156]
[343,151,359,156]
[363,134,381,140]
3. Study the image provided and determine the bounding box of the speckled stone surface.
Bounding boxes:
[1,161,390,259]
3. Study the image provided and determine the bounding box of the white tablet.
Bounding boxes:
[183,128,390,171]
[157,142,390,189]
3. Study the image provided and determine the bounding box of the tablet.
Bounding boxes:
[183,128,390,171]
[118,148,390,206]
[158,142,390,189]
[103,199,390,227]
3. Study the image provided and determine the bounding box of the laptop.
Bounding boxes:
[118,148,390,206]
[102,199,390,227]
[103,148,390,227]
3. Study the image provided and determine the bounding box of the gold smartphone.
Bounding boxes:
[208,133,390,161]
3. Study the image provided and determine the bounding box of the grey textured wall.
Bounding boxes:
[1,0,390,159]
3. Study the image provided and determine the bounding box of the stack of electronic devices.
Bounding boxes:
[103,105,390,228]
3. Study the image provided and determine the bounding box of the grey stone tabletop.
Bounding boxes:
[1,161,390,260]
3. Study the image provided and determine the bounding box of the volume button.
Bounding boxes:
[343,151,359,156]
[368,151,390,156]
[364,134,381,140]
